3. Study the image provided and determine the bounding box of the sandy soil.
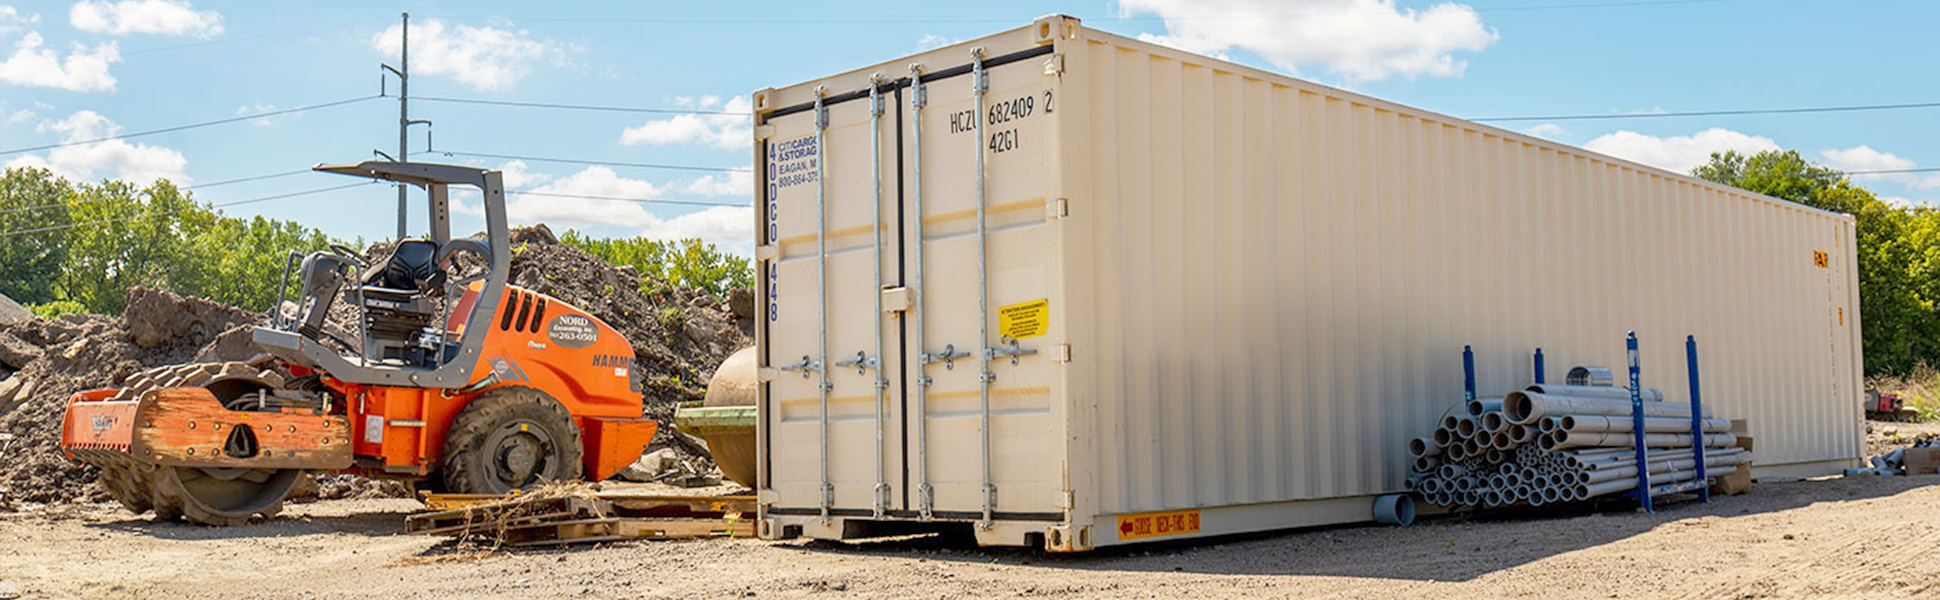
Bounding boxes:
[4,475,1940,600]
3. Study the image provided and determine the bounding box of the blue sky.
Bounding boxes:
[1,0,1936,253]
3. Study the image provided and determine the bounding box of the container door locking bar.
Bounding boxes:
[971,47,997,531]
[812,89,834,522]
[908,63,936,521]
[862,75,893,519]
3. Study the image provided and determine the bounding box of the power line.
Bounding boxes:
[516,191,749,208]
[415,96,746,116]
[1473,101,1940,122]
[0,96,384,157]
[0,182,373,238]
[433,150,751,173]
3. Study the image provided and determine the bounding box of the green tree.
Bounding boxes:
[0,168,339,315]
[0,168,75,304]
[180,215,334,312]
[558,231,751,298]
[1694,149,1931,373]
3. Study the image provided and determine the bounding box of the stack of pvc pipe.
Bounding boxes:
[1405,383,1747,509]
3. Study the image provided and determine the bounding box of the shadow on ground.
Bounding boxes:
[794,475,1937,582]
[84,506,414,540]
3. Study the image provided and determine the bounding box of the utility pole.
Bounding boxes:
[380,12,430,240]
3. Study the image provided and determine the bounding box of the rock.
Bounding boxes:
[0,332,41,369]
[0,376,33,408]
[617,447,680,482]
[120,287,256,349]
[727,288,755,320]
[0,292,30,326]
[191,325,269,364]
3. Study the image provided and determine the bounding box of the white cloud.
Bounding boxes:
[496,160,551,189]
[478,166,751,251]
[371,19,567,92]
[1582,128,1779,174]
[681,166,752,197]
[233,102,293,127]
[1523,123,1565,140]
[4,110,188,184]
[619,95,751,150]
[0,31,119,91]
[1820,145,1940,191]
[917,34,957,50]
[0,5,40,35]
[70,1,221,38]
[1119,0,1498,82]
[2,102,34,124]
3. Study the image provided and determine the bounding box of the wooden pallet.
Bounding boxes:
[406,492,755,545]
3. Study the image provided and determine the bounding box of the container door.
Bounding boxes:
[901,48,1063,522]
[762,85,905,518]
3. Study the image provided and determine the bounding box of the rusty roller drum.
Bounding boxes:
[678,346,758,487]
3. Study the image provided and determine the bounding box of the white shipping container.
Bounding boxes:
[749,16,1863,551]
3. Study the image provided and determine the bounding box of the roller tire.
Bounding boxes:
[441,386,584,495]
[99,361,298,525]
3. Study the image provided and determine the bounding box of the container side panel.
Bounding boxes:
[1064,33,1862,514]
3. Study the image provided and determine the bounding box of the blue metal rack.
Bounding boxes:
[1460,334,1713,512]
[1625,332,1713,512]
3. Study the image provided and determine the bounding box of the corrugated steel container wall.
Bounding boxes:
[751,16,1863,551]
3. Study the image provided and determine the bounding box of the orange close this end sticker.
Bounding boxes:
[1116,509,1201,541]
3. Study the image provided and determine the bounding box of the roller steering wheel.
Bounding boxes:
[328,243,369,268]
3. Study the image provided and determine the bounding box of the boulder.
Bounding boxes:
[0,292,30,326]
[0,331,41,369]
[617,447,680,482]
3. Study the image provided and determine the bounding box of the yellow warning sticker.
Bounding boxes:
[1813,250,1829,268]
[1116,509,1201,541]
[998,299,1050,339]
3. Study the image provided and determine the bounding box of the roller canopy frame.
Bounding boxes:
[252,160,510,389]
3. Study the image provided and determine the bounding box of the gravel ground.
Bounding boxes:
[2,475,1938,599]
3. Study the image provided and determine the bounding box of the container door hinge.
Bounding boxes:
[754,124,777,140]
[1053,343,1072,364]
[1043,54,1065,76]
[755,244,780,262]
[1055,489,1074,509]
[757,367,780,382]
[1047,197,1068,220]
[917,483,934,520]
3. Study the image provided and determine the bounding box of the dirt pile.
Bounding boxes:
[0,288,260,505]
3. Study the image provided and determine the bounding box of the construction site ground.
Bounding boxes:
[1,474,1936,599]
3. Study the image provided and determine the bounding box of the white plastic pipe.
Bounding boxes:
[1538,416,1560,433]
[1467,397,1504,416]
[1511,423,1535,444]
[1492,431,1516,451]
[1524,383,1665,402]
[1481,412,1506,434]
[1506,390,1713,425]
[1580,467,1705,498]
[1552,430,1738,450]
[1456,416,1479,438]
[1561,415,1732,434]
[1582,453,1746,484]
[1409,437,1442,458]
